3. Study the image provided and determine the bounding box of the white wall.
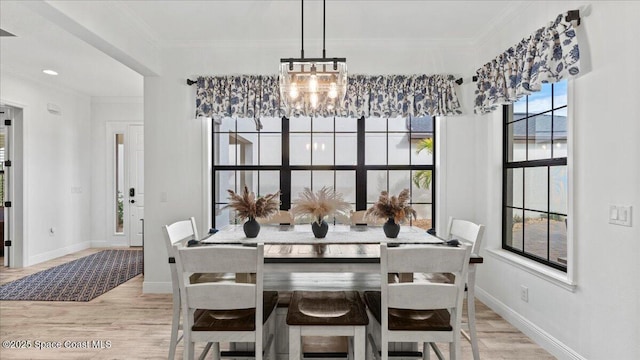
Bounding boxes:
[0,72,92,266]
[90,97,143,246]
[473,2,640,359]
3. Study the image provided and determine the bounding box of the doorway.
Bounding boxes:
[107,122,143,247]
[0,104,24,268]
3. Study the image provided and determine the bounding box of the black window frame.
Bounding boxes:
[502,82,568,272]
[212,116,436,228]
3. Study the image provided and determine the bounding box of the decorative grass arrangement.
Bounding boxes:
[224,186,280,221]
[365,189,417,223]
[291,186,351,224]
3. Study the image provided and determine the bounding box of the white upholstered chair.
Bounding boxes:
[365,244,472,360]
[446,217,485,360]
[175,244,278,360]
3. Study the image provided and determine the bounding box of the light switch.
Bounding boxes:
[610,205,632,227]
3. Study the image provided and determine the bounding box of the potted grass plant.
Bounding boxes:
[291,186,350,238]
[224,186,280,238]
[365,189,417,238]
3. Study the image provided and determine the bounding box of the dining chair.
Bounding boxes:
[163,217,212,360]
[175,243,278,360]
[286,290,369,360]
[446,217,485,360]
[257,210,294,225]
[364,244,472,360]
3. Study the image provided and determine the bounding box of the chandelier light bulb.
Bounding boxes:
[309,75,318,92]
[310,93,319,108]
[290,82,299,99]
[328,82,338,99]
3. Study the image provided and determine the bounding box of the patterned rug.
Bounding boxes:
[0,250,143,302]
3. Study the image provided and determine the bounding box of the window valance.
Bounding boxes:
[195,74,461,119]
[474,12,581,114]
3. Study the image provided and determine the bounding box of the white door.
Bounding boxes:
[128,124,144,246]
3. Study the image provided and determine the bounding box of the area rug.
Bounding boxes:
[0,249,143,302]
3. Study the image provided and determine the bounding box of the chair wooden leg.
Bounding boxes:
[289,326,301,360]
[422,342,430,360]
[169,299,180,360]
[354,326,366,360]
[211,342,220,360]
[467,270,480,360]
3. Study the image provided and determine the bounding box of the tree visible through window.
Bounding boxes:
[503,80,568,271]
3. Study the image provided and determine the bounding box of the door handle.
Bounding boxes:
[130,199,136,204]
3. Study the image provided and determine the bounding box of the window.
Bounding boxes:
[503,80,568,271]
[212,116,435,229]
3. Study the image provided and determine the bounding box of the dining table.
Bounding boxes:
[199,223,483,359]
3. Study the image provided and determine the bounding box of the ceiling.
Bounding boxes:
[0,0,524,98]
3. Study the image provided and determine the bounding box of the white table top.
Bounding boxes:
[201,224,444,245]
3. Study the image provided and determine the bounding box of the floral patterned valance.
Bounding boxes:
[195,74,461,119]
[474,12,581,114]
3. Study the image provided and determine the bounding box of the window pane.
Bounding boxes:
[552,113,567,158]
[524,167,548,212]
[214,132,234,165]
[365,133,387,165]
[506,168,523,208]
[550,215,567,265]
[312,116,334,132]
[528,115,552,160]
[388,116,407,132]
[523,210,548,259]
[367,170,387,202]
[505,207,523,251]
[115,134,124,233]
[237,170,258,194]
[388,133,409,165]
[507,120,526,162]
[550,166,568,214]
[291,171,311,201]
[335,117,358,132]
[411,138,433,165]
[311,134,334,165]
[527,83,553,115]
[411,170,432,203]
[388,170,411,196]
[290,133,311,165]
[259,171,280,197]
[312,170,334,190]
[236,117,259,132]
[513,96,528,120]
[259,133,281,165]
[554,80,568,108]
[260,117,281,132]
[335,171,356,204]
[412,204,432,230]
[290,116,311,132]
[335,133,357,165]
[366,117,386,131]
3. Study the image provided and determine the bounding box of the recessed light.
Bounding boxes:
[42,69,58,76]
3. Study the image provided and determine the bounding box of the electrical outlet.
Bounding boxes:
[520,285,529,302]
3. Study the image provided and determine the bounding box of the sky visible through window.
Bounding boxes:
[513,81,567,116]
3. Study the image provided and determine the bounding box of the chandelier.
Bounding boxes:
[279,0,347,113]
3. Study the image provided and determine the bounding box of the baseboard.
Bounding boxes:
[90,240,130,248]
[475,287,587,360]
[142,281,172,294]
[27,241,91,266]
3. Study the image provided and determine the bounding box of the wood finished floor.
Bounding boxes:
[0,249,555,359]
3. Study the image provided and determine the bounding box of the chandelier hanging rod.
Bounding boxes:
[280,0,344,65]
